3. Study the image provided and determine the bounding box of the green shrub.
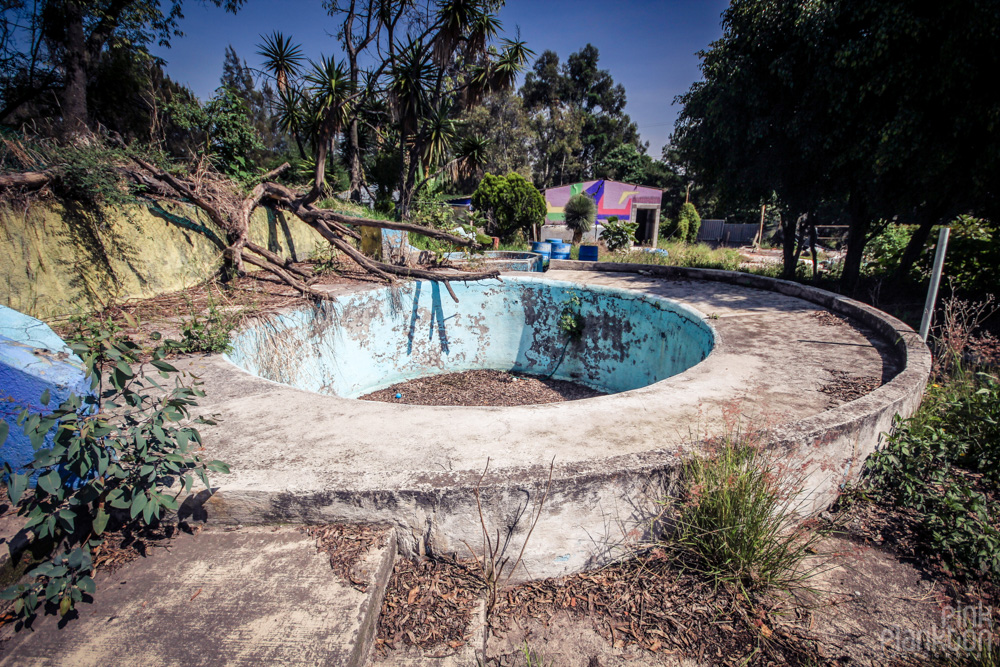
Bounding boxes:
[678,202,701,243]
[1,322,227,623]
[563,193,596,245]
[668,437,823,593]
[866,372,1000,579]
[863,223,915,276]
[471,173,546,242]
[933,215,1000,297]
[599,215,637,251]
[177,302,237,354]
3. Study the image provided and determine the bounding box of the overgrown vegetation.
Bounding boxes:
[0,320,227,624]
[177,301,238,354]
[604,240,741,271]
[863,295,1000,581]
[677,201,701,244]
[665,432,824,595]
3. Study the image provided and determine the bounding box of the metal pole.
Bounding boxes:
[919,226,950,342]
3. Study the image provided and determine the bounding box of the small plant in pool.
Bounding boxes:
[556,293,584,340]
[546,293,585,379]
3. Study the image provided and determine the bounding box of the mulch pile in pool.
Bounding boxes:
[359,369,606,406]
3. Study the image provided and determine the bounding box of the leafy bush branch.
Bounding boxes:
[0,319,228,625]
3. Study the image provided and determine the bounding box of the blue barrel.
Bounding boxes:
[579,245,599,261]
[549,242,571,260]
[543,238,562,244]
[531,241,552,257]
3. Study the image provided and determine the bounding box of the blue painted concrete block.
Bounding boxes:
[0,306,92,475]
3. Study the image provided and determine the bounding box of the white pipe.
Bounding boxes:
[919,226,950,342]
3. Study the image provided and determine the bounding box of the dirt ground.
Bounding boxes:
[374,529,993,666]
[360,369,607,406]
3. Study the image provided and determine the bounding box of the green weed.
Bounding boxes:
[666,434,825,595]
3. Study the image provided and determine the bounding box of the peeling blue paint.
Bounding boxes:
[226,277,715,399]
[0,306,92,475]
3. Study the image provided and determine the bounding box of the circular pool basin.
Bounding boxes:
[225,276,716,399]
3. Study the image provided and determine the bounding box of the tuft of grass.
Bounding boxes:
[666,435,825,594]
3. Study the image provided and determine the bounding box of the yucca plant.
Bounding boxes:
[564,193,596,245]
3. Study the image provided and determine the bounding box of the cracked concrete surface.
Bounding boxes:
[0,526,396,667]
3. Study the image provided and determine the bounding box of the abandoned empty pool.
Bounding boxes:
[172,264,931,580]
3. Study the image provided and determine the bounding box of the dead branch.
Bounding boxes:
[13,148,501,299]
[0,168,58,191]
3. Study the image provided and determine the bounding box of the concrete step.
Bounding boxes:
[0,524,396,667]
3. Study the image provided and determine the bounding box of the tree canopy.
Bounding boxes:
[674,0,1000,288]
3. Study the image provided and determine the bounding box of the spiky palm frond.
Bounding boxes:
[273,86,308,137]
[421,102,457,170]
[304,55,355,135]
[465,9,501,57]
[433,0,480,65]
[389,38,435,137]
[257,31,305,93]
[489,38,533,91]
[453,132,491,180]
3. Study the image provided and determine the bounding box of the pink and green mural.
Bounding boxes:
[543,180,662,224]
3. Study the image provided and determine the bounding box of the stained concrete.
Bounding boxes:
[0,525,396,666]
[0,202,324,319]
[163,267,930,583]
[225,277,715,397]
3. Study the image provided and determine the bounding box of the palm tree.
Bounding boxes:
[302,55,355,201]
[257,32,304,95]
[564,193,596,245]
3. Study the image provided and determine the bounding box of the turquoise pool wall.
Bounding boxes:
[226,277,715,398]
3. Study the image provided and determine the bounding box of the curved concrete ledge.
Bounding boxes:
[180,265,931,581]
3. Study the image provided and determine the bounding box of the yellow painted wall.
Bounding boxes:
[0,201,325,320]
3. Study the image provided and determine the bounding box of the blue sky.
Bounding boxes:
[151,0,730,154]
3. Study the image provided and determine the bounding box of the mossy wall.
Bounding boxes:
[0,200,325,320]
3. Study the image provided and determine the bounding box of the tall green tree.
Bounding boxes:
[675,0,1000,290]
[0,0,244,137]
[520,44,640,187]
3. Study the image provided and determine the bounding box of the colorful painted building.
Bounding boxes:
[543,180,663,245]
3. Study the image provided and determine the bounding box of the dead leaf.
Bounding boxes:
[407,586,420,604]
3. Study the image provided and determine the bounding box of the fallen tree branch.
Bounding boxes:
[245,241,314,281]
[0,168,59,191]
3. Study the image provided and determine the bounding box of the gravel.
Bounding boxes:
[359,369,607,406]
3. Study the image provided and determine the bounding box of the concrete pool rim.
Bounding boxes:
[190,263,932,577]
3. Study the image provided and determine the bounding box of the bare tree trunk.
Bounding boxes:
[61,3,90,138]
[780,211,800,280]
[841,197,871,293]
[348,118,363,202]
[809,218,819,280]
[896,208,940,279]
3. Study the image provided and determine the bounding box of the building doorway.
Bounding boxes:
[633,206,661,246]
